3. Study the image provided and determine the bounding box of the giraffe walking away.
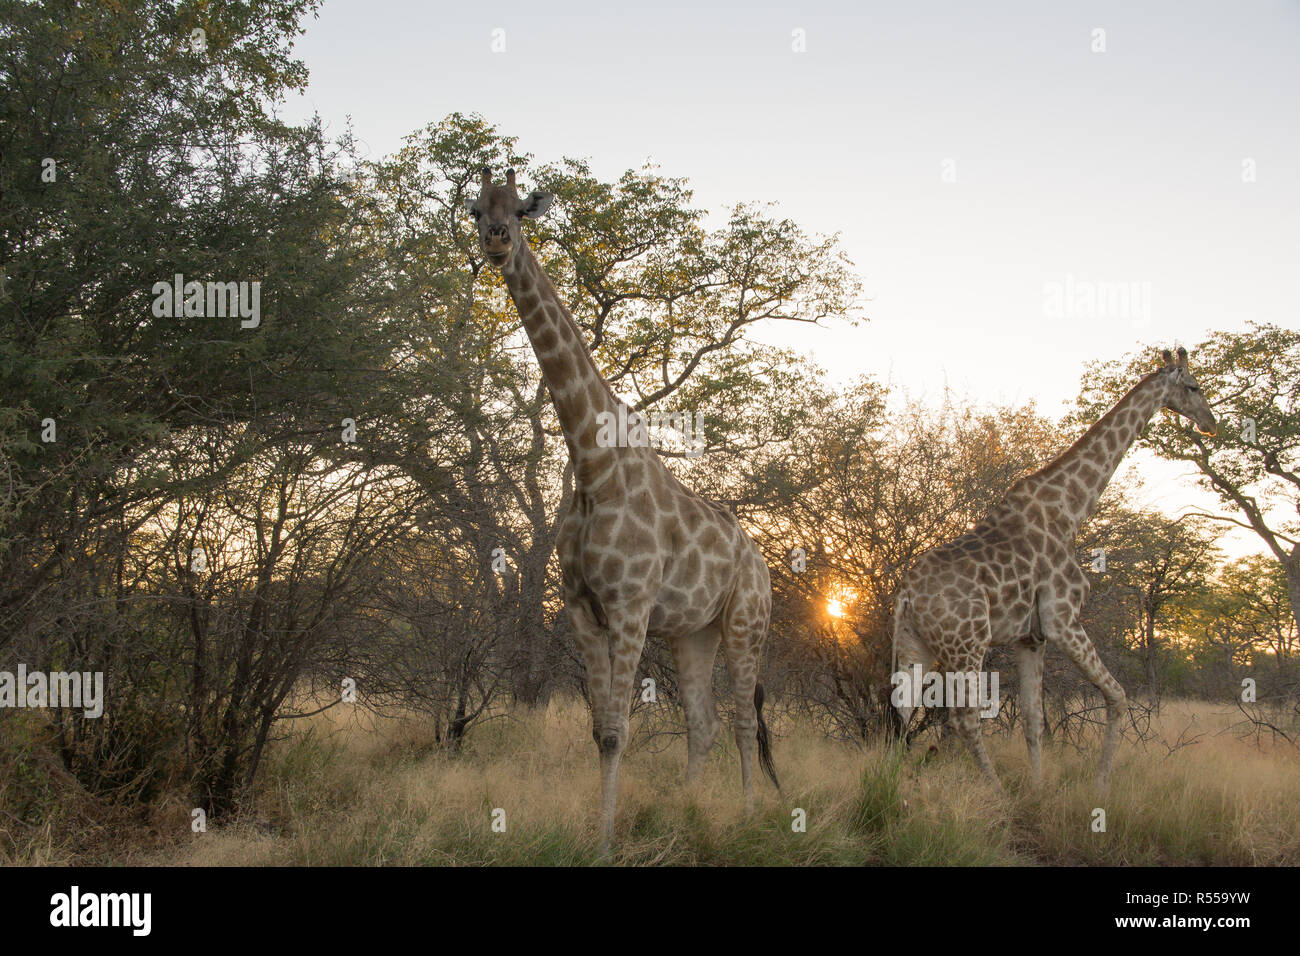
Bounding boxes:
[892,348,1216,791]
[465,168,779,850]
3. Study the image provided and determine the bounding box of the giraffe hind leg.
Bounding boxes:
[667,626,722,786]
[945,623,1003,790]
[950,700,1000,789]
[719,577,774,812]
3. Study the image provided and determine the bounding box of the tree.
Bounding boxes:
[753,386,1065,738]
[1076,326,1300,637]
[1078,509,1219,707]
[0,0,402,812]
[1183,556,1298,690]
[357,113,862,706]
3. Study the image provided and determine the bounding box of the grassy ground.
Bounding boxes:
[133,698,1300,866]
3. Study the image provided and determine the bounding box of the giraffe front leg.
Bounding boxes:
[1014,636,1046,786]
[594,600,653,852]
[1050,621,1127,793]
[566,597,612,752]
[564,596,619,854]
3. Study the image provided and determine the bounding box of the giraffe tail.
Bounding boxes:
[886,595,912,741]
[889,595,909,682]
[754,683,780,790]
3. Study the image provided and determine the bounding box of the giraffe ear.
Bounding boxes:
[520,190,553,219]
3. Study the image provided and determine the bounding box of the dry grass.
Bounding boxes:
[120,697,1299,866]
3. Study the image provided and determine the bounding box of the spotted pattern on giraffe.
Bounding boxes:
[892,347,1216,792]
[466,167,778,851]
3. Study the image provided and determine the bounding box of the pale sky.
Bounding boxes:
[284,0,1300,557]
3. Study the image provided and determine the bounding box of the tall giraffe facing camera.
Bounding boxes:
[465,168,778,850]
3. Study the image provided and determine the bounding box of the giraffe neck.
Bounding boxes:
[1032,371,1168,534]
[500,241,640,489]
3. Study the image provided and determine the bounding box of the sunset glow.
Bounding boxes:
[825,584,858,620]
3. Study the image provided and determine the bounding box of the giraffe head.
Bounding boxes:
[464,167,553,269]
[1156,347,1216,436]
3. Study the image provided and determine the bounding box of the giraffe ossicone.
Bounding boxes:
[466,167,779,851]
[891,346,1216,791]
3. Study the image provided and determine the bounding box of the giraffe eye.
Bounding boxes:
[1187,385,1199,392]
[470,209,481,220]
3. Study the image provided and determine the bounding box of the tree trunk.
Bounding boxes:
[1284,548,1300,648]
[1143,611,1160,710]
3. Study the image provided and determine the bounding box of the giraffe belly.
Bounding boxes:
[988,610,1034,645]
[647,551,734,636]
[985,588,1036,646]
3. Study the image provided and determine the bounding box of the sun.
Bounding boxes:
[823,582,858,621]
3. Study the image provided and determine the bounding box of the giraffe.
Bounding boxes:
[465,168,778,848]
[891,347,1216,791]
